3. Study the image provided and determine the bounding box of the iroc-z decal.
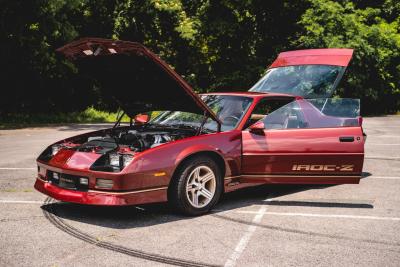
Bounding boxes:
[292,164,354,171]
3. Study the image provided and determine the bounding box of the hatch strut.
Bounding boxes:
[113,110,125,128]
[197,111,208,135]
[196,111,221,135]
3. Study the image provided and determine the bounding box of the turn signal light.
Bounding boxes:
[96,178,113,189]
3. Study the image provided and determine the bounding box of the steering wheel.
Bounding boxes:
[223,115,240,125]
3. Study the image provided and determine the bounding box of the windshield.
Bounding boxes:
[150,95,253,132]
[249,65,344,98]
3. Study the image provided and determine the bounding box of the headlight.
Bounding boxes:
[51,145,62,156]
[109,153,120,167]
[108,153,134,169]
[122,154,134,168]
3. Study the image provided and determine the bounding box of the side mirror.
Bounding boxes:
[134,114,150,124]
[249,122,265,134]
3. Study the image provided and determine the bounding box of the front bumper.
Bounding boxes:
[34,177,167,206]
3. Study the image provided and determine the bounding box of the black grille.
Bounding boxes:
[47,171,88,191]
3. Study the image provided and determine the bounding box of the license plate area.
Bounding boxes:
[47,171,88,191]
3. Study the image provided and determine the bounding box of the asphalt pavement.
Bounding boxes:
[0,117,399,267]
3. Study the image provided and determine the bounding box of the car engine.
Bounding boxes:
[37,125,197,171]
[53,126,195,155]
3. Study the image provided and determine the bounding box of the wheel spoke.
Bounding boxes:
[186,184,194,192]
[199,188,213,200]
[192,191,199,206]
[193,167,200,180]
[199,172,214,184]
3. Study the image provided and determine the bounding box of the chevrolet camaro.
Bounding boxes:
[34,38,365,215]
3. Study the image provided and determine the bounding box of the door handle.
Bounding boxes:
[339,136,354,142]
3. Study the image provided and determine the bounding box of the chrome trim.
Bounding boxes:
[37,176,167,195]
[243,152,364,156]
[224,174,360,180]
[88,186,168,195]
[224,176,241,180]
[242,174,360,178]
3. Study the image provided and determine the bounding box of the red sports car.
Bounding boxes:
[35,38,365,215]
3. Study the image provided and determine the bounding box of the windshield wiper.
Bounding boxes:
[168,124,199,130]
[146,122,213,134]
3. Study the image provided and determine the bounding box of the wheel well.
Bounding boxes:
[172,151,226,182]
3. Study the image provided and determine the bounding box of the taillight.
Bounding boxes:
[358,116,363,126]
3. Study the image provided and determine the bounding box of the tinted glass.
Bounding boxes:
[249,65,344,98]
[151,95,253,132]
[262,98,360,130]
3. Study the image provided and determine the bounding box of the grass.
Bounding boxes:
[0,107,130,129]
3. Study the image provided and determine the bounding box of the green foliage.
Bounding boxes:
[297,0,400,113]
[0,0,398,116]
[0,107,129,128]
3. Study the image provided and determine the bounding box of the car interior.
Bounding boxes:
[244,97,294,129]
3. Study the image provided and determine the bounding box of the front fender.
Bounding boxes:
[175,144,224,165]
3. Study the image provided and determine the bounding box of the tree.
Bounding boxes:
[0,0,398,115]
[297,0,400,114]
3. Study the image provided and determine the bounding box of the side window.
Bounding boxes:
[263,101,307,129]
[262,98,360,130]
[245,98,294,128]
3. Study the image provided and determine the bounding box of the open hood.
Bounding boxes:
[249,48,354,98]
[57,38,220,123]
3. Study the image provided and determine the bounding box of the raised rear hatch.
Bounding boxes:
[249,48,354,98]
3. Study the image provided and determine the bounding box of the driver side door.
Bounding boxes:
[241,99,364,184]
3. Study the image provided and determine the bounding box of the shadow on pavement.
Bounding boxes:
[41,183,373,230]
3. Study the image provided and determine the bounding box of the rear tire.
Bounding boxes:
[168,156,223,216]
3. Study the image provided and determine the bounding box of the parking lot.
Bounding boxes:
[0,116,399,266]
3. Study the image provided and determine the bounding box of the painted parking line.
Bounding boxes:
[236,211,400,221]
[0,167,36,170]
[0,200,44,204]
[366,176,400,180]
[224,205,267,267]
[365,156,400,160]
[366,143,400,146]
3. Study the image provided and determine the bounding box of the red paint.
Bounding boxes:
[241,126,364,184]
[34,41,364,207]
[34,178,167,205]
[35,94,364,206]
[270,48,354,68]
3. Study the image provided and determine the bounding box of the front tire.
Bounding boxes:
[168,156,223,216]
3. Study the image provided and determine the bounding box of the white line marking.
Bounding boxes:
[0,200,43,204]
[366,176,400,180]
[372,135,400,138]
[236,211,400,221]
[0,167,36,170]
[367,143,400,146]
[224,205,268,267]
[365,156,400,160]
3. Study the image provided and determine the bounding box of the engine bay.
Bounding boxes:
[54,125,197,155]
[37,124,198,172]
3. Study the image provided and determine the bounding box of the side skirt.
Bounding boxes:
[223,174,361,192]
